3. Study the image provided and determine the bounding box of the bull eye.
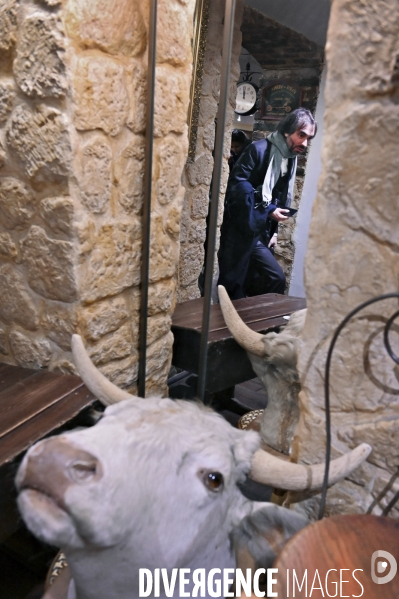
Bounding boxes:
[201,470,224,492]
[70,460,98,482]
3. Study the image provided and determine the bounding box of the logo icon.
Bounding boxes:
[371,550,397,584]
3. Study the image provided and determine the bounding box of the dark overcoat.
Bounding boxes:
[217,139,294,299]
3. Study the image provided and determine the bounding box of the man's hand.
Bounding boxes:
[268,234,278,249]
[270,208,289,222]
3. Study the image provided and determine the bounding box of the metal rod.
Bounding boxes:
[382,487,399,516]
[138,0,158,398]
[366,467,399,514]
[384,308,399,364]
[197,0,236,401]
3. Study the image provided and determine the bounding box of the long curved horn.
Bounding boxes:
[250,443,371,491]
[218,286,265,357]
[71,334,134,406]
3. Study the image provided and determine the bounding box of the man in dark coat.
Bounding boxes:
[218,108,317,300]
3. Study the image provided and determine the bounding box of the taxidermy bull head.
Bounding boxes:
[218,285,305,454]
[16,335,371,599]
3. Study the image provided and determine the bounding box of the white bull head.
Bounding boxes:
[218,285,305,454]
[16,335,371,599]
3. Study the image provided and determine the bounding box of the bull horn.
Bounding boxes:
[250,443,371,491]
[71,334,134,406]
[218,286,265,357]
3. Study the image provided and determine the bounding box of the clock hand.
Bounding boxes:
[243,87,246,99]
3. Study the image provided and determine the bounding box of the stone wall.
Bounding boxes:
[0,0,195,396]
[177,0,244,302]
[241,5,324,288]
[292,0,399,518]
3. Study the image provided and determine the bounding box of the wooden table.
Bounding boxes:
[0,364,96,543]
[171,294,306,395]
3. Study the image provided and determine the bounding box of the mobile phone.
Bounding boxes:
[283,208,298,217]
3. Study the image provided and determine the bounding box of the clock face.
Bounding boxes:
[235,82,257,115]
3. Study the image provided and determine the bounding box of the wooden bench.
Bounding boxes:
[0,364,96,544]
[171,293,306,404]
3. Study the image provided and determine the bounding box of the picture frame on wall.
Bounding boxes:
[260,80,302,120]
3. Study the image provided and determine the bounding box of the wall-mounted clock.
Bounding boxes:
[235,81,258,116]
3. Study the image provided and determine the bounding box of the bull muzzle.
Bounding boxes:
[17,437,102,510]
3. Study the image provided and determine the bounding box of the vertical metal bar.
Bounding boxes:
[138,0,158,398]
[197,0,236,401]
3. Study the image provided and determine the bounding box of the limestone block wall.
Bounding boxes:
[292,0,399,518]
[177,0,244,302]
[0,0,195,395]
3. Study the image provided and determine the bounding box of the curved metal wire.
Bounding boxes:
[366,467,399,515]
[318,292,399,520]
[384,309,399,365]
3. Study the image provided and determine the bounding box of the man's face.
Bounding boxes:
[285,122,315,155]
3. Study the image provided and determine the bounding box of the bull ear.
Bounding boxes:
[71,335,135,406]
[233,504,308,575]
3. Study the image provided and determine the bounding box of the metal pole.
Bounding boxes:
[197,0,236,401]
[138,0,158,398]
